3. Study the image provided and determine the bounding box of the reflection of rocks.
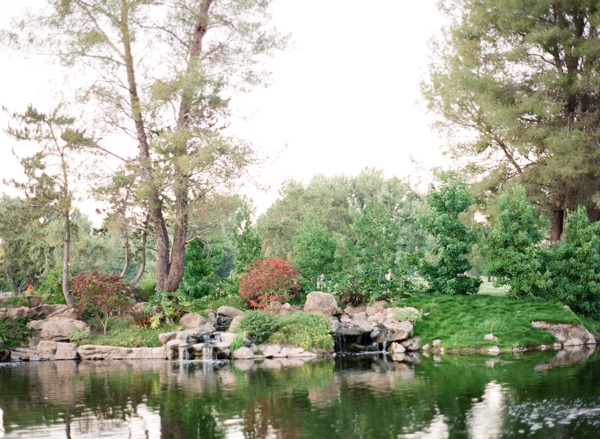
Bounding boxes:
[534,345,596,372]
[532,321,596,346]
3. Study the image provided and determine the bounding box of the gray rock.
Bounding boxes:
[233,346,254,359]
[179,313,207,329]
[229,315,244,332]
[532,321,596,345]
[390,342,406,353]
[382,320,413,342]
[217,306,244,319]
[329,317,340,333]
[564,338,584,347]
[166,339,187,351]
[432,339,441,347]
[159,332,177,345]
[304,291,338,317]
[262,344,281,358]
[402,336,421,352]
[351,312,375,333]
[484,333,498,342]
[31,317,88,342]
[220,333,238,343]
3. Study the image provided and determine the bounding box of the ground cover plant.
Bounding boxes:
[238,311,333,350]
[398,294,596,350]
[68,317,180,348]
[0,317,35,349]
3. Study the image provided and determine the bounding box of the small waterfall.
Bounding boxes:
[382,340,388,353]
[202,343,214,361]
[335,333,347,354]
[178,344,190,361]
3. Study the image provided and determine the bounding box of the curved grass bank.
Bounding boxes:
[398,294,600,350]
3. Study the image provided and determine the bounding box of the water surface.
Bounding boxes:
[1,347,599,438]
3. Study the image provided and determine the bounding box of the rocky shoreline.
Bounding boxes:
[1,291,597,364]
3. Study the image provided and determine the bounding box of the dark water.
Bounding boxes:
[1,347,600,438]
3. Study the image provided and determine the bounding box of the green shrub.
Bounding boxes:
[68,327,91,344]
[238,311,334,350]
[0,317,35,349]
[238,311,279,344]
[1,297,30,308]
[393,308,422,323]
[38,270,67,304]
[136,271,157,302]
[83,317,180,348]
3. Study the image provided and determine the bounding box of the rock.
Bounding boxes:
[262,344,281,358]
[382,320,413,342]
[191,343,205,352]
[233,346,254,359]
[402,336,421,352]
[329,317,340,333]
[220,332,238,344]
[273,347,291,358]
[554,342,562,349]
[564,338,584,347]
[0,348,10,362]
[159,332,177,345]
[54,342,79,360]
[249,344,258,354]
[31,317,88,342]
[432,339,441,347]
[77,345,167,360]
[229,315,244,332]
[1,306,29,319]
[197,323,216,335]
[390,342,406,353]
[180,313,207,329]
[351,312,375,333]
[532,321,596,345]
[304,292,338,317]
[208,312,217,323]
[366,301,387,317]
[266,300,283,313]
[340,314,352,323]
[488,346,501,355]
[280,303,294,314]
[217,306,244,319]
[344,304,367,316]
[421,343,430,351]
[288,347,305,356]
[484,333,497,341]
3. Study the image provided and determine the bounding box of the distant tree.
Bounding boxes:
[422,0,600,241]
[233,200,263,273]
[411,174,482,295]
[292,218,338,291]
[483,186,550,300]
[6,106,94,305]
[181,238,225,299]
[0,196,48,295]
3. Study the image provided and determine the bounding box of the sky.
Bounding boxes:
[0,0,450,218]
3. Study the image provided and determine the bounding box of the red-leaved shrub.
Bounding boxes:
[71,270,133,335]
[239,258,300,310]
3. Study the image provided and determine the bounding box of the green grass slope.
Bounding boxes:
[397,294,599,350]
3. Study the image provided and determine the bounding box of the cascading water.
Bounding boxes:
[178,344,190,361]
[202,343,214,361]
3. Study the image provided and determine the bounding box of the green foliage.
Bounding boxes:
[238,311,334,350]
[410,174,482,295]
[37,270,67,304]
[181,238,226,299]
[548,207,600,318]
[233,200,263,273]
[238,311,279,344]
[136,271,157,302]
[401,294,589,349]
[1,297,30,308]
[0,317,35,349]
[190,294,248,313]
[68,327,91,344]
[483,186,550,299]
[292,218,337,291]
[145,292,183,329]
[421,0,600,233]
[82,317,180,348]
[393,308,422,323]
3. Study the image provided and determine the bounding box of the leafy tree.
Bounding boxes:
[239,258,300,309]
[422,0,600,242]
[6,106,94,305]
[0,196,48,295]
[232,200,263,273]
[71,270,133,335]
[412,174,482,295]
[292,218,338,291]
[483,186,550,299]
[548,207,600,318]
[180,238,225,299]
[4,0,287,293]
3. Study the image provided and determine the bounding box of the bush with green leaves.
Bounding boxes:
[0,317,35,349]
[548,207,600,318]
[238,310,334,350]
[0,297,30,308]
[483,186,550,299]
[409,174,482,295]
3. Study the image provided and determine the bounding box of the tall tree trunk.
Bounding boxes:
[550,205,564,244]
[62,210,74,306]
[120,239,129,278]
[130,230,147,290]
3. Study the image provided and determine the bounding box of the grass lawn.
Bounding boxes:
[396,293,599,350]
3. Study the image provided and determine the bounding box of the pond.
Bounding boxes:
[1,347,599,438]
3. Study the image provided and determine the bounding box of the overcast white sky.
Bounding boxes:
[0,0,449,218]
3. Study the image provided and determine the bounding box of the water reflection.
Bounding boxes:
[0,347,599,439]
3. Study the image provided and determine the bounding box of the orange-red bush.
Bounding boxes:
[239,258,300,310]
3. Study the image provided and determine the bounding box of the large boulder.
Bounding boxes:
[382,320,413,342]
[26,304,81,320]
[217,306,244,319]
[180,313,207,329]
[532,321,596,345]
[29,317,88,342]
[77,345,168,361]
[233,346,254,360]
[304,292,338,317]
[37,341,79,360]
